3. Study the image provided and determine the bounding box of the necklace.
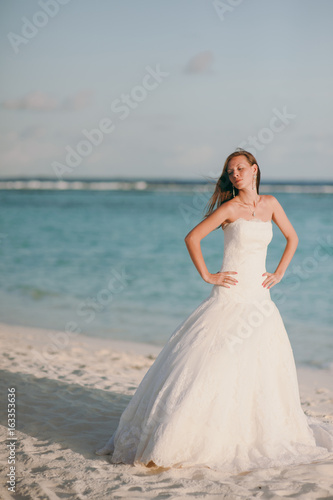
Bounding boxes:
[237,195,260,217]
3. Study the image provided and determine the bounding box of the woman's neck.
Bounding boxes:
[236,191,260,206]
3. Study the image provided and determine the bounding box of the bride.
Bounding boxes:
[96,149,333,473]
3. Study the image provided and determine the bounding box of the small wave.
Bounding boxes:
[261,184,333,194]
[0,178,332,193]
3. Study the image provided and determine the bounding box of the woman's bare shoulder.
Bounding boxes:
[216,198,239,216]
[261,194,279,207]
[221,198,239,209]
[261,194,276,201]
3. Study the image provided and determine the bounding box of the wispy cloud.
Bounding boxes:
[2,90,93,111]
[184,51,214,74]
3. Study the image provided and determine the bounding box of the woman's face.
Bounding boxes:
[226,156,257,189]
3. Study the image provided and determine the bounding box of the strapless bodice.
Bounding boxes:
[211,218,273,303]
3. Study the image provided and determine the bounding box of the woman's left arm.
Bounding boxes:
[262,195,299,289]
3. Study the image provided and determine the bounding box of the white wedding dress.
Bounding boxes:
[96,218,333,473]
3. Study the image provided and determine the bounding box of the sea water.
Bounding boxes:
[0,186,332,369]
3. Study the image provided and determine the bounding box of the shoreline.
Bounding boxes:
[1,321,333,499]
[1,318,331,371]
[0,321,162,357]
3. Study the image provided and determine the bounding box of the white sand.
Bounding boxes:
[1,322,333,499]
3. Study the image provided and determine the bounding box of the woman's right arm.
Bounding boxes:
[184,204,238,287]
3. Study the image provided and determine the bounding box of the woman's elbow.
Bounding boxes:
[184,232,198,247]
[184,233,192,246]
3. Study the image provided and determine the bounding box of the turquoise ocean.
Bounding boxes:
[0,179,332,369]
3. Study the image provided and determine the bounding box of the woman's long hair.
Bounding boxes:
[204,149,261,218]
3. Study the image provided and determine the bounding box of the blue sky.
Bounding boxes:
[0,0,332,180]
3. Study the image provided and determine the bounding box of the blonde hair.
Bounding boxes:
[204,149,261,218]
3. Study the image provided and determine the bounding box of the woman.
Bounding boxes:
[96,149,333,473]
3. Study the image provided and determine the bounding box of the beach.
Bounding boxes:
[1,321,333,499]
[1,0,333,496]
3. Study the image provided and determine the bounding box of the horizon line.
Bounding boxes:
[0,176,332,185]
